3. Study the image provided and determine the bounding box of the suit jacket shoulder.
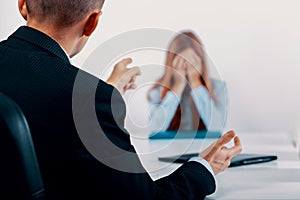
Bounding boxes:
[0,26,216,200]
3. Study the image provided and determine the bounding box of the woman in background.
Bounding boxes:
[148,30,227,133]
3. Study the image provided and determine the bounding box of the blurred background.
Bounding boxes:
[1,0,300,137]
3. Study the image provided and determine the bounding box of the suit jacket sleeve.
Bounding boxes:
[73,76,216,200]
[0,26,216,200]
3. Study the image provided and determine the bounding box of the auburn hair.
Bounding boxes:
[149,30,216,130]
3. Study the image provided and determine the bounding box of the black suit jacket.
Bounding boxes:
[0,26,215,200]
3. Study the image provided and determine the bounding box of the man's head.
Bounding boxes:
[18,0,105,57]
[21,0,105,27]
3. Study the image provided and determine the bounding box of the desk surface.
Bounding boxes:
[131,131,300,200]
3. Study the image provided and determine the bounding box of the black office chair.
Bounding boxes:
[0,92,45,200]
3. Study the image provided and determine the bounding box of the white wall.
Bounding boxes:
[1,0,300,134]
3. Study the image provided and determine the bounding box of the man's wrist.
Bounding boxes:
[106,79,124,94]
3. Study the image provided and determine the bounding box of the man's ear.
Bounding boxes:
[18,0,28,21]
[83,11,102,37]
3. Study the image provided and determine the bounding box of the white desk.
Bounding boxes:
[131,132,300,200]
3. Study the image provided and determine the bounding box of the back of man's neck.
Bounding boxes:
[26,21,74,57]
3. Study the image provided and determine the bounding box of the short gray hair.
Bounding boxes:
[26,0,105,27]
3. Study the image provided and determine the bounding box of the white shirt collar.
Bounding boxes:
[58,44,72,64]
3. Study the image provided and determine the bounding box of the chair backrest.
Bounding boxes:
[0,92,45,200]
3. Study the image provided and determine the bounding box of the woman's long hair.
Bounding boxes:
[149,30,216,130]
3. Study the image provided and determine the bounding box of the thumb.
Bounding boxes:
[206,130,236,156]
[199,141,216,158]
[121,57,133,66]
[216,130,235,147]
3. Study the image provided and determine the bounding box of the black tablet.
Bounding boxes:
[158,153,278,167]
